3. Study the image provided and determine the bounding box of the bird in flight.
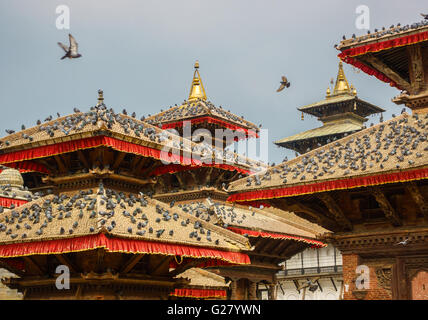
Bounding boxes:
[276,76,291,92]
[394,237,410,246]
[421,13,428,20]
[58,34,82,60]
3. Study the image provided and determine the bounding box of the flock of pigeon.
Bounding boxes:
[1,100,265,174]
[145,98,260,130]
[337,14,428,47]
[232,112,428,190]
[0,183,250,248]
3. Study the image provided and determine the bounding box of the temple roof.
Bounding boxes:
[0,186,251,254]
[337,19,428,52]
[0,91,263,175]
[176,199,328,240]
[229,112,428,199]
[144,62,259,133]
[298,62,384,117]
[337,19,428,91]
[176,268,229,288]
[274,116,363,146]
[275,62,384,151]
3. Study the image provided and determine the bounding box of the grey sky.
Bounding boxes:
[0,0,425,164]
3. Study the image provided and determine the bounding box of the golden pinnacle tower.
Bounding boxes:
[275,61,384,154]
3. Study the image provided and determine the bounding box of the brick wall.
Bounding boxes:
[342,254,392,300]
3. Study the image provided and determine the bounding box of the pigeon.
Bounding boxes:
[58,34,82,60]
[5,129,15,135]
[394,237,410,246]
[276,76,291,92]
[421,13,428,20]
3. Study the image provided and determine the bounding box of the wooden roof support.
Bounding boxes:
[361,54,411,92]
[169,260,200,277]
[204,167,214,186]
[175,172,186,189]
[77,150,90,169]
[407,44,425,93]
[318,193,353,230]
[112,152,126,170]
[271,240,291,256]
[132,157,147,175]
[214,170,227,186]
[120,254,145,274]
[54,155,67,173]
[0,259,25,277]
[249,251,287,260]
[149,256,171,275]
[330,277,337,291]
[188,170,199,186]
[55,254,78,274]
[406,182,428,220]
[370,186,402,226]
[23,256,45,276]
[271,198,340,231]
[96,248,105,273]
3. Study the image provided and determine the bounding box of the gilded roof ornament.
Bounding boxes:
[333,61,351,96]
[97,89,104,106]
[188,61,207,102]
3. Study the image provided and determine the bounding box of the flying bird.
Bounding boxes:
[394,237,410,246]
[276,76,291,92]
[421,13,428,20]
[58,34,82,60]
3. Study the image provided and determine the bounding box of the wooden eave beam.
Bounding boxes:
[112,152,126,170]
[54,155,67,173]
[120,254,145,274]
[55,254,78,274]
[149,256,172,275]
[361,53,411,92]
[0,259,25,277]
[405,182,428,220]
[23,257,45,276]
[77,150,90,169]
[370,186,402,226]
[318,193,353,230]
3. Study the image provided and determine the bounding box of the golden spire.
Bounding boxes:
[188,60,207,102]
[97,89,104,105]
[333,61,351,95]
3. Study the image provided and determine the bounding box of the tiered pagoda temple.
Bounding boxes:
[228,17,428,300]
[275,61,384,154]
[0,64,325,300]
[148,63,327,300]
[145,61,259,149]
[0,93,255,299]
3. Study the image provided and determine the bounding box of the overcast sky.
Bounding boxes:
[0,0,425,164]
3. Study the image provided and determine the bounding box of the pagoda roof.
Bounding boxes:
[176,199,327,246]
[145,62,259,135]
[337,19,428,90]
[228,112,428,202]
[0,186,251,264]
[298,95,384,117]
[298,61,384,117]
[274,116,364,146]
[176,268,228,288]
[0,93,263,175]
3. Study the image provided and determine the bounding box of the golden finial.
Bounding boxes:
[326,87,331,97]
[97,89,104,105]
[333,61,351,95]
[301,112,304,121]
[188,60,207,102]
